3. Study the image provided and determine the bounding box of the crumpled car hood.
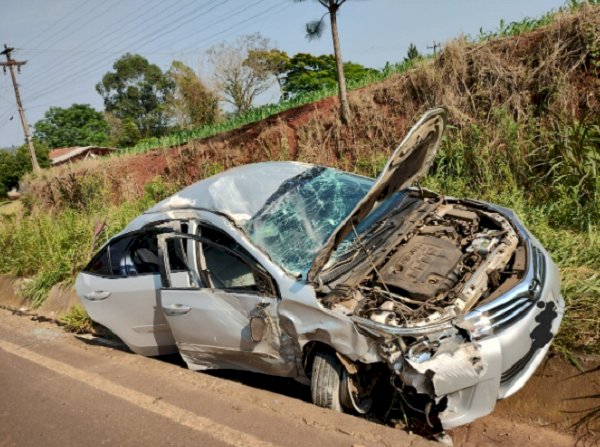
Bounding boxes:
[307,107,447,282]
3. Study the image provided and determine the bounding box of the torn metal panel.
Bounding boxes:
[437,337,502,429]
[405,338,490,396]
[278,297,381,365]
[178,341,298,377]
[147,162,312,223]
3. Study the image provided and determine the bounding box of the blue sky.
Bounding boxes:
[0,0,566,148]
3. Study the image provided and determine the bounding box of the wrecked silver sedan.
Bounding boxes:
[76,108,564,431]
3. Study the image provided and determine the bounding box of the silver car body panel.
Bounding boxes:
[145,161,312,224]
[78,197,563,429]
[363,205,564,429]
[76,271,177,356]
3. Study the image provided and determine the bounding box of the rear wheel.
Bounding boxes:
[310,350,343,412]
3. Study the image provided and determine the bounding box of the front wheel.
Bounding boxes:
[310,350,343,412]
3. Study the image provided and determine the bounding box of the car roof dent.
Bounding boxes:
[144,161,313,224]
[307,107,447,283]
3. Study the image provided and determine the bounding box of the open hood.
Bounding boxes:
[307,107,447,282]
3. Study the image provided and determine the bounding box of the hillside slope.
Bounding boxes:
[28,5,600,209]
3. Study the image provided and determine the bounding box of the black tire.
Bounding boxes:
[310,350,343,412]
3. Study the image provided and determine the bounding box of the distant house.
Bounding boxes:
[49,146,118,166]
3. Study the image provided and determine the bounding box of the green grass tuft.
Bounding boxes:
[60,305,94,334]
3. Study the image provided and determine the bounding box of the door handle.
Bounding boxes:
[162,304,192,316]
[83,290,111,301]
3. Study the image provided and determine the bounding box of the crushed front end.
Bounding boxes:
[317,193,564,429]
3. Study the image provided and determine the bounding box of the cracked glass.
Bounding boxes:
[246,167,373,277]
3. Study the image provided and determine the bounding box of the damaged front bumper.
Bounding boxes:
[353,209,565,429]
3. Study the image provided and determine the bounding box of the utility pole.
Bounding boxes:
[427,41,441,55]
[1,44,40,172]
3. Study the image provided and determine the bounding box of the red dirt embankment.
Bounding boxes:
[29,84,406,208]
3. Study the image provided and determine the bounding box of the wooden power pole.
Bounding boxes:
[1,44,40,172]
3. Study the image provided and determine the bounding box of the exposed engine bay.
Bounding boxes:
[316,195,527,429]
[320,196,523,328]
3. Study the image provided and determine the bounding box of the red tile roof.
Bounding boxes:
[48,146,118,166]
[48,147,74,159]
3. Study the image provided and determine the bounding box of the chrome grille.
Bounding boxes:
[477,244,547,333]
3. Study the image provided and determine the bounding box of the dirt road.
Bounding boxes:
[0,309,596,446]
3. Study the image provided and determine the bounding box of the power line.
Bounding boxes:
[0,107,17,124]
[124,0,232,54]
[149,0,266,53]
[18,0,165,88]
[19,0,287,110]
[28,0,119,53]
[0,114,19,133]
[20,0,195,93]
[18,0,120,87]
[23,1,233,102]
[21,0,97,49]
[182,1,289,53]
[18,0,132,87]
[20,0,279,98]
[0,91,13,104]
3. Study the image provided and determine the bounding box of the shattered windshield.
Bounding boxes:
[246,167,373,276]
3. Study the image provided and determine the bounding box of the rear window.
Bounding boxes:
[84,231,161,277]
[86,247,112,276]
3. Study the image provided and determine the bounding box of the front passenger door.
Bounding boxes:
[158,230,295,377]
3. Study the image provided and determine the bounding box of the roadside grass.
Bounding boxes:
[0,187,158,308]
[60,305,94,333]
[422,117,600,354]
[117,59,418,156]
[14,110,597,349]
[0,200,22,219]
[93,0,593,159]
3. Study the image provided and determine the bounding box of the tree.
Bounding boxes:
[206,33,277,114]
[33,104,110,149]
[0,142,49,196]
[296,0,351,124]
[404,43,421,63]
[96,53,174,138]
[167,61,220,130]
[104,113,141,148]
[278,53,377,100]
[0,150,19,197]
[15,140,50,172]
[244,49,290,91]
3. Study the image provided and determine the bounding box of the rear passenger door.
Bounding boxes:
[76,224,187,356]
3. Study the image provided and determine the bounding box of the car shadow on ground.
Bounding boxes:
[74,333,132,351]
[73,333,312,403]
[155,352,312,402]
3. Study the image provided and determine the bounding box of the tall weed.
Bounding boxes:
[0,187,159,307]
